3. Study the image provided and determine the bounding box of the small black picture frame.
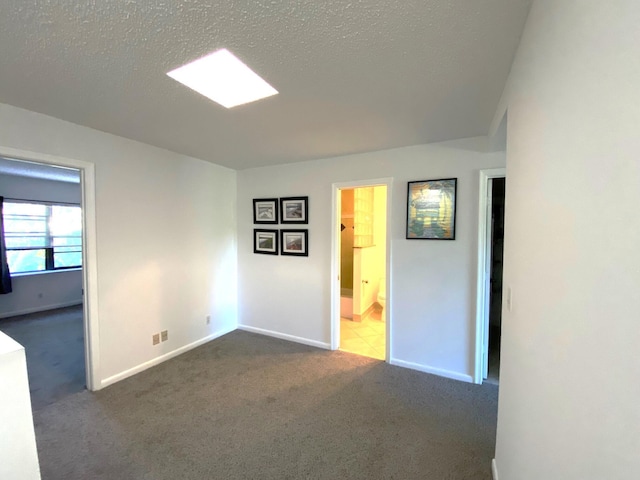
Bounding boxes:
[406,178,457,240]
[280,229,309,256]
[253,198,278,224]
[280,196,308,224]
[254,229,278,255]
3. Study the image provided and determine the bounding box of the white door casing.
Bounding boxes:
[474,168,506,384]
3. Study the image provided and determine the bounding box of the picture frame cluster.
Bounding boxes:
[253,197,308,256]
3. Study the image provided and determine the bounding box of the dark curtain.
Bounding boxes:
[0,196,12,294]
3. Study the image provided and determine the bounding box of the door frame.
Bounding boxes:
[474,168,506,384]
[0,146,101,391]
[331,178,393,360]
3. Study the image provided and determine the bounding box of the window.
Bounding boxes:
[3,201,82,274]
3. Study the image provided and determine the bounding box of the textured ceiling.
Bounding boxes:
[0,1,531,170]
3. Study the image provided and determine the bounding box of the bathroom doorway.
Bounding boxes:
[331,179,391,361]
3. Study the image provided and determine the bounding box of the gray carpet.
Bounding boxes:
[33,330,498,480]
[0,305,85,411]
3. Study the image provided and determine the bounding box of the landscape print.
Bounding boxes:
[406,178,457,240]
[253,229,278,255]
[280,229,308,256]
[253,198,278,224]
[280,197,308,224]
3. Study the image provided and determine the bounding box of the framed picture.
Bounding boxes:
[253,198,278,224]
[253,229,278,255]
[280,196,308,224]
[280,229,308,256]
[406,178,457,240]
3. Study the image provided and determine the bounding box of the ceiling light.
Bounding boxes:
[167,49,278,109]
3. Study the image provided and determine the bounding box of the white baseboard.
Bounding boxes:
[0,301,83,319]
[100,326,235,389]
[238,324,331,350]
[389,358,474,383]
[492,458,499,480]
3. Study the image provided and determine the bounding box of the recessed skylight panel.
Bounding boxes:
[167,49,278,108]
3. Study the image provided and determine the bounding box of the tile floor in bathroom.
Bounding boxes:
[340,308,385,360]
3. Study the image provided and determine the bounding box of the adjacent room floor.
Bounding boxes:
[0,305,85,411]
[340,307,386,360]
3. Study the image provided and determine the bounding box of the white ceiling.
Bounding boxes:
[0,1,530,170]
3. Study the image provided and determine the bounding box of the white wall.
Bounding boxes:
[0,174,83,317]
[0,332,41,480]
[494,1,640,478]
[238,138,505,380]
[0,103,238,385]
[0,173,80,204]
[0,270,83,318]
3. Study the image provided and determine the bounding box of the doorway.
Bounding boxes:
[0,147,100,391]
[475,168,506,384]
[331,179,391,361]
[0,159,87,407]
[486,177,505,383]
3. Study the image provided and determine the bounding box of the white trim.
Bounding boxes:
[100,327,235,388]
[0,301,82,319]
[491,458,499,480]
[389,358,474,383]
[0,146,101,391]
[331,185,342,350]
[330,178,393,360]
[238,325,330,350]
[80,162,100,391]
[474,168,506,384]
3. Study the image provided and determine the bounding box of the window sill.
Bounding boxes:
[11,268,83,278]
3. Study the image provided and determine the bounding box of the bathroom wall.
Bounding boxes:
[373,186,387,307]
[339,189,354,294]
[356,185,387,313]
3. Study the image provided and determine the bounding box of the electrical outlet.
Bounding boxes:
[152,333,160,345]
[161,330,168,342]
[206,315,211,325]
